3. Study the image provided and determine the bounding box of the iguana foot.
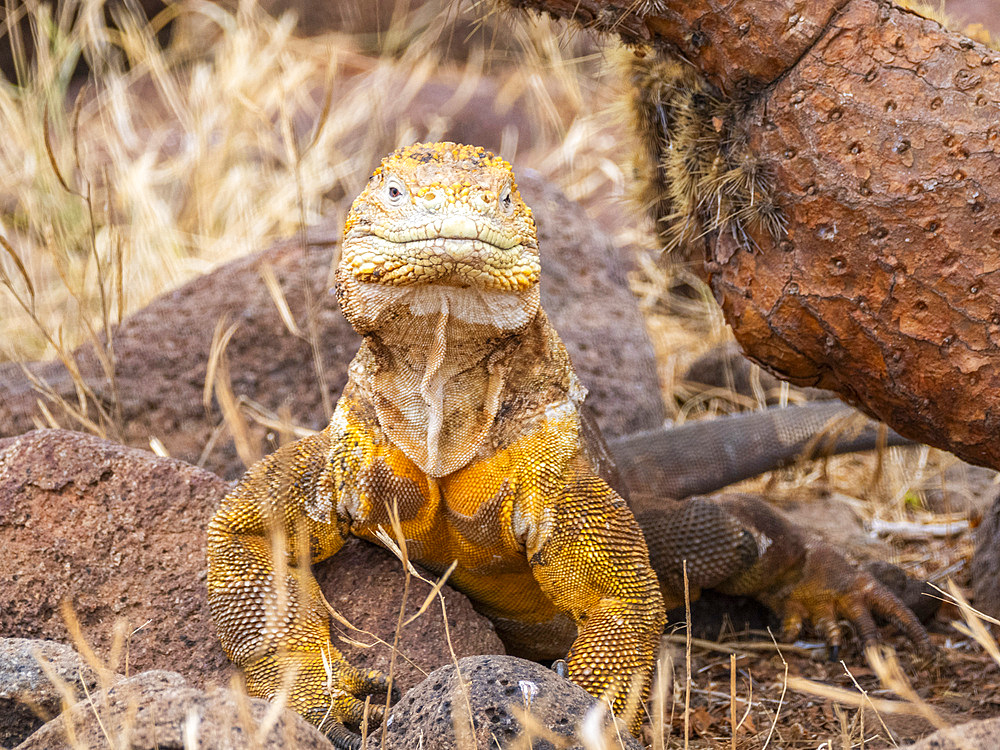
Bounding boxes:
[244,651,395,746]
[755,538,933,657]
[713,493,932,656]
[316,662,397,747]
[635,493,932,656]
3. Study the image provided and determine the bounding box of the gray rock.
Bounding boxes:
[376,655,642,750]
[14,670,333,749]
[901,716,1000,749]
[972,492,1000,619]
[0,639,111,748]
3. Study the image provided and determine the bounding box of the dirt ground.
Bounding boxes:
[2,0,999,747]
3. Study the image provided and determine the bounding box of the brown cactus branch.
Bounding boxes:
[710,0,1000,470]
[503,0,1000,471]
[504,0,850,93]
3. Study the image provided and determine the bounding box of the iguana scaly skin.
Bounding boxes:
[208,142,665,743]
[208,142,929,745]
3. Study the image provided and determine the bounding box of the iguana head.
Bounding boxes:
[339,142,540,292]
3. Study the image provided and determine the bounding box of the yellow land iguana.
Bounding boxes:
[207,142,929,747]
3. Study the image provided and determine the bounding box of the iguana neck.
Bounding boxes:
[343,280,543,476]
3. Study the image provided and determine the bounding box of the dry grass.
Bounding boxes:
[4,0,1000,747]
[0,0,617,363]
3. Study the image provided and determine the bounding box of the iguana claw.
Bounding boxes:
[759,538,933,656]
[318,664,397,748]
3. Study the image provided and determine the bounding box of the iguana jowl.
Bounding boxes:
[207,142,928,745]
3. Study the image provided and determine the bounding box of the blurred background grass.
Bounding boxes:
[0,0,625,362]
[4,3,1000,746]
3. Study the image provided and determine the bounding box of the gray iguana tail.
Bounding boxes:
[609,400,913,500]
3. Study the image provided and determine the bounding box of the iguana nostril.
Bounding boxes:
[419,189,445,211]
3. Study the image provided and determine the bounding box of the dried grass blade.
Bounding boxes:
[35,397,64,430]
[403,559,457,626]
[786,676,925,715]
[941,580,1000,665]
[259,263,305,338]
[0,234,36,306]
[42,101,74,194]
[204,316,240,410]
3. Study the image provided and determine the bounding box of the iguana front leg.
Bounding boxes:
[529,465,666,731]
[206,432,392,747]
[635,493,931,655]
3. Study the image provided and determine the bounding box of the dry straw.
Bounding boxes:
[5,0,996,746]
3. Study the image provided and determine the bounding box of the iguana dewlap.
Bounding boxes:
[208,143,665,744]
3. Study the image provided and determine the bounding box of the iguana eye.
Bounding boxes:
[386,178,407,205]
[499,185,514,215]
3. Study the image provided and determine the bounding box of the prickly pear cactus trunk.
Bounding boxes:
[707,1,1000,469]
[505,0,1000,470]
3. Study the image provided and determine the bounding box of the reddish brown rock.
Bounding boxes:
[0,430,231,686]
[315,540,506,696]
[0,430,502,699]
[0,224,353,481]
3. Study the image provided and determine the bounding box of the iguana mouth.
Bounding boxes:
[371,215,524,250]
[343,232,540,290]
